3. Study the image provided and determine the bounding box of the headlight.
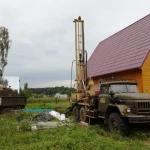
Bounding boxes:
[126,107,131,113]
[123,107,131,114]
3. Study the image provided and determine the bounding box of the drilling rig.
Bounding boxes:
[70,16,99,122]
[69,16,150,135]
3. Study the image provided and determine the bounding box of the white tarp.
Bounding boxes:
[49,110,66,121]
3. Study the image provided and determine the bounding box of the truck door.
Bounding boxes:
[98,84,110,113]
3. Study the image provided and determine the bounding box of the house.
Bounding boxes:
[54,93,68,98]
[55,93,60,98]
[59,94,68,99]
[88,14,150,94]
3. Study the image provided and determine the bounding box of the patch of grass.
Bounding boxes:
[26,99,70,114]
[0,113,150,150]
[0,99,150,150]
[27,97,69,104]
[26,101,70,109]
[26,98,70,113]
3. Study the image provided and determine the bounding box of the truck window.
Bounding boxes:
[126,84,139,93]
[110,84,138,93]
[110,84,127,93]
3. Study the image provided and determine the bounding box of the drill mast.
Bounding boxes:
[73,17,87,93]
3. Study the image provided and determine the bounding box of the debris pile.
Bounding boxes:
[17,110,71,131]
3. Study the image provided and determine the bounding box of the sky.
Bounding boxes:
[0,0,150,88]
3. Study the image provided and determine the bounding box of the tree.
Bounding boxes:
[22,82,31,98]
[23,90,31,99]
[24,83,28,90]
[19,87,23,95]
[0,27,11,77]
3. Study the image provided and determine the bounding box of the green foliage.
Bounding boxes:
[30,86,75,97]
[21,83,75,99]
[23,90,32,99]
[17,121,31,132]
[0,113,150,150]
[0,26,11,77]
[0,99,150,150]
[24,83,28,90]
[21,83,32,98]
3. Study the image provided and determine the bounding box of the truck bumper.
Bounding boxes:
[126,115,150,123]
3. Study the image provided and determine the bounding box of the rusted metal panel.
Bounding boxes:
[0,96,26,107]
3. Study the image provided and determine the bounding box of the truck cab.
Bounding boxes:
[95,80,150,134]
[99,81,139,113]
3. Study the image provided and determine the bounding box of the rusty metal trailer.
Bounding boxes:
[0,96,26,113]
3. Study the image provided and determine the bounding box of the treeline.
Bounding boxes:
[20,83,76,98]
[30,86,75,96]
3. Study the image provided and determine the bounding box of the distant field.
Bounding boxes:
[26,97,70,113]
[0,98,150,150]
[27,97,69,104]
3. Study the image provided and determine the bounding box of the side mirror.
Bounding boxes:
[109,91,115,98]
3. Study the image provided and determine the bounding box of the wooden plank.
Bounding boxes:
[142,52,150,94]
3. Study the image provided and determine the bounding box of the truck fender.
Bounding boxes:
[104,104,127,124]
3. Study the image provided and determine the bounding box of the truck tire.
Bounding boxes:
[108,113,129,135]
[80,107,87,122]
[72,106,80,121]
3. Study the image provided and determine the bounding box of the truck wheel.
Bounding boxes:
[80,107,87,122]
[72,106,80,121]
[108,113,129,135]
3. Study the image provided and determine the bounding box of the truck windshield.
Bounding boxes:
[110,84,138,93]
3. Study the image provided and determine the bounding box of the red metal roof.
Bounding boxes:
[87,14,150,78]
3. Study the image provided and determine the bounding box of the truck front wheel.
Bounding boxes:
[80,107,87,122]
[72,106,80,121]
[108,113,129,135]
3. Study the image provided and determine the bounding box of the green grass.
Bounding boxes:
[0,98,150,150]
[26,101,70,109]
[27,97,69,104]
[0,113,150,150]
[26,98,70,114]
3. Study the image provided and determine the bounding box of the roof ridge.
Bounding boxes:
[99,14,150,45]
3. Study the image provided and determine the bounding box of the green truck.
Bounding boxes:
[71,79,150,134]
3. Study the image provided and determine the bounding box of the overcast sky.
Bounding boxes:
[0,0,150,88]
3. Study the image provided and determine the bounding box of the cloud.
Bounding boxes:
[0,0,149,87]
